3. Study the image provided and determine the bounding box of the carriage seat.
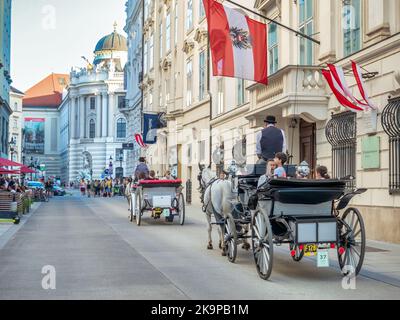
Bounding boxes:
[138,179,182,188]
[264,178,345,205]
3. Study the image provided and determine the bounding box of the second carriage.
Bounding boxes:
[222,165,366,281]
[130,179,185,226]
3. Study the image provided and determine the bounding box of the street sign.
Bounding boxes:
[122,143,135,150]
[39,164,46,172]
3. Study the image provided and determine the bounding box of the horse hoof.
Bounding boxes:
[221,250,227,257]
[242,243,250,250]
[207,244,213,250]
[219,242,222,249]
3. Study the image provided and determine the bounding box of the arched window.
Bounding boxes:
[89,119,95,139]
[117,118,127,138]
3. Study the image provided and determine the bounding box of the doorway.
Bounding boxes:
[299,119,316,177]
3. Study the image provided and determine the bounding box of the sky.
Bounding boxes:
[11,0,127,92]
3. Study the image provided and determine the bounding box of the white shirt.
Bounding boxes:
[255,124,287,157]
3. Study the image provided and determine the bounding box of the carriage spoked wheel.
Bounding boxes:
[223,213,238,263]
[289,244,304,262]
[338,207,366,276]
[251,209,273,280]
[177,193,185,226]
[135,192,143,226]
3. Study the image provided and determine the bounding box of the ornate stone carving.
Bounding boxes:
[182,39,195,54]
[194,28,208,44]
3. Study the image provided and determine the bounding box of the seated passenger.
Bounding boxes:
[163,171,173,180]
[273,152,287,178]
[257,159,276,188]
[316,165,330,180]
[148,170,158,180]
[296,161,310,179]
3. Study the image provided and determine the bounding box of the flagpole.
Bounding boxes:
[207,1,213,167]
[225,0,320,45]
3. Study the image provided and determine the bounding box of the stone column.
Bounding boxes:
[80,96,85,139]
[102,93,108,137]
[70,96,76,139]
[108,93,115,138]
[96,94,102,138]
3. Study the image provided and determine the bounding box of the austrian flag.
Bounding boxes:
[203,0,268,85]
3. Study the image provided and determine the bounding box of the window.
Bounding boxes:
[217,79,224,114]
[343,0,361,56]
[199,50,206,101]
[165,79,170,104]
[116,148,124,162]
[268,23,278,74]
[382,98,400,193]
[325,111,357,190]
[144,39,148,74]
[89,119,95,139]
[186,0,193,31]
[118,96,125,109]
[90,96,96,110]
[199,0,205,19]
[237,79,245,106]
[14,102,18,111]
[174,1,179,44]
[149,34,154,69]
[166,12,171,52]
[186,59,193,107]
[299,0,313,65]
[199,140,206,162]
[117,118,127,138]
[159,22,163,58]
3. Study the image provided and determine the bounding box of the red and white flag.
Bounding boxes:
[322,69,363,112]
[134,134,147,148]
[203,0,268,85]
[352,61,377,110]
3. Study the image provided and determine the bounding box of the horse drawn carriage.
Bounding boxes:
[199,163,366,281]
[130,179,185,226]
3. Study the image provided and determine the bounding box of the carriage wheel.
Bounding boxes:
[251,209,273,280]
[135,192,142,226]
[338,207,366,276]
[223,213,238,263]
[177,193,185,225]
[289,244,304,262]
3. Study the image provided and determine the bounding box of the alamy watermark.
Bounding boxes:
[41,265,56,290]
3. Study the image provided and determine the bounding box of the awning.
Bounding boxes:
[0,157,24,167]
[19,166,37,174]
[0,168,19,175]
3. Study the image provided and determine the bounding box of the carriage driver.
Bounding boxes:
[133,157,150,182]
[256,115,287,163]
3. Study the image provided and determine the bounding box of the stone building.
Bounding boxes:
[124,0,143,174]
[0,0,12,159]
[61,25,129,183]
[9,86,24,162]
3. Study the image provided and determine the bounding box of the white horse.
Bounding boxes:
[198,166,232,253]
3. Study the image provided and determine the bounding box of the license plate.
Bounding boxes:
[304,244,318,257]
[163,209,170,217]
[317,250,330,268]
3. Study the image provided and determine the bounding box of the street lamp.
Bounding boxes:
[9,137,16,161]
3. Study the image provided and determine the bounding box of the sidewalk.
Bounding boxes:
[0,202,41,249]
[186,202,400,287]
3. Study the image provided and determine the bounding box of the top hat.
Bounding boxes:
[264,115,277,124]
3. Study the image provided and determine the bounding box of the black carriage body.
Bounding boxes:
[258,179,346,245]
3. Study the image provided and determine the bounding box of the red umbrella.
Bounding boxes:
[19,166,37,174]
[0,157,23,167]
[0,168,20,175]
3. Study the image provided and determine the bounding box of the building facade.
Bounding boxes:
[238,0,400,243]
[62,26,129,183]
[22,73,69,178]
[124,0,143,175]
[128,0,400,242]
[9,86,24,162]
[0,0,12,159]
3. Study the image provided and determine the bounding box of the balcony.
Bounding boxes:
[246,65,329,128]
